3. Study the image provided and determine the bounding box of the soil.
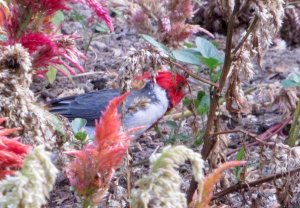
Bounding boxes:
[33,4,300,208]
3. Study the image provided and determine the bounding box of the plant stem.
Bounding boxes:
[201,0,240,160]
[126,149,132,203]
[163,58,219,88]
[232,15,259,55]
[288,100,300,147]
[16,10,32,39]
[186,0,241,204]
[85,32,94,55]
[212,166,300,200]
[82,197,91,208]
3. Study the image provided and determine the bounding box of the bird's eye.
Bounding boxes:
[176,82,185,91]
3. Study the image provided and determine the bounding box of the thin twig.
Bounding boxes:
[163,58,219,88]
[288,100,300,147]
[126,150,132,203]
[227,117,292,156]
[232,15,259,55]
[212,166,300,200]
[201,0,240,161]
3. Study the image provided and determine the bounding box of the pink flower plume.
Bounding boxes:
[65,93,134,202]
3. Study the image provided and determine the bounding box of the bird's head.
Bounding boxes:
[144,71,188,107]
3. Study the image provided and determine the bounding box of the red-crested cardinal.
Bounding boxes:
[49,71,188,137]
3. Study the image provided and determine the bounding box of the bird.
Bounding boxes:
[49,71,188,138]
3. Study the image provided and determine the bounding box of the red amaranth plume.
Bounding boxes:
[85,0,113,32]
[20,32,85,76]
[65,93,134,203]
[0,118,31,179]
[0,0,113,78]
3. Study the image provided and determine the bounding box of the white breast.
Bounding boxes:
[83,84,169,139]
[123,84,169,138]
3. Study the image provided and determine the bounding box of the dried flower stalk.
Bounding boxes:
[0,44,58,147]
[131,145,205,208]
[0,146,58,208]
[226,0,285,113]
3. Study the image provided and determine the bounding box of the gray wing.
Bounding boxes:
[49,82,164,128]
[49,89,121,125]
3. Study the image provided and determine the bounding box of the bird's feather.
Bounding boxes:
[49,82,169,137]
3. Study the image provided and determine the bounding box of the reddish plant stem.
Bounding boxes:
[186,1,241,204]
[201,0,240,159]
[163,58,219,88]
[212,166,300,200]
[227,117,292,156]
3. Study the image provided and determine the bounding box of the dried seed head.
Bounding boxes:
[225,0,285,114]
[131,145,204,208]
[0,44,32,87]
[119,48,165,93]
[0,146,58,208]
[0,44,62,148]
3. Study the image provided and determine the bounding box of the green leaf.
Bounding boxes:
[172,49,202,65]
[166,120,178,129]
[200,56,222,70]
[184,42,195,48]
[235,147,245,179]
[281,72,300,88]
[70,10,85,25]
[94,22,110,33]
[195,37,224,63]
[51,11,64,26]
[210,69,222,83]
[183,98,191,106]
[75,131,88,142]
[48,114,65,136]
[195,91,210,115]
[46,67,57,84]
[192,131,205,147]
[175,133,190,141]
[71,118,87,134]
[141,34,171,55]
[236,147,245,161]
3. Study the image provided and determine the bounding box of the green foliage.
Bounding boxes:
[71,118,88,142]
[46,67,57,84]
[235,147,245,180]
[51,11,65,26]
[142,35,223,82]
[48,114,66,136]
[70,9,85,25]
[184,91,210,116]
[281,72,300,88]
[172,49,202,65]
[94,22,110,33]
[192,130,205,147]
[195,37,224,63]
[164,121,190,144]
[195,91,210,115]
[141,34,172,55]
